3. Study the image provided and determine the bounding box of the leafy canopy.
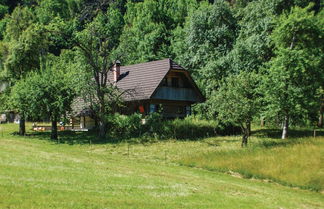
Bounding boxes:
[262,4,324,125]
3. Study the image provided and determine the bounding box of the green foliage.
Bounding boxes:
[74,7,125,138]
[4,6,35,41]
[173,0,237,70]
[230,0,277,72]
[8,78,31,117]
[75,7,124,68]
[9,61,76,138]
[262,5,324,125]
[0,3,8,19]
[10,57,76,121]
[0,16,8,40]
[106,113,240,141]
[212,71,261,145]
[214,71,261,126]
[117,0,199,64]
[107,113,143,139]
[4,23,49,80]
[262,49,322,124]
[0,6,49,83]
[0,0,323,134]
[171,0,237,117]
[35,0,69,24]
[272,4,323,50]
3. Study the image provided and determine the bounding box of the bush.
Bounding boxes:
[107,113,143,139]
[106,113,241,141]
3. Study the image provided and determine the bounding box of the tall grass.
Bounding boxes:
[179,136,324,191]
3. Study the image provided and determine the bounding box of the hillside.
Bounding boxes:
[0,123,323,209]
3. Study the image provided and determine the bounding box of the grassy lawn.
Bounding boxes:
[0,123,323,208]
[180,136,323,191]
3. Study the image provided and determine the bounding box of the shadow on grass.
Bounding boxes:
[18,130,123,145]
[12,127,323,147]
[252,128,324,148]
[253,128,324,138]
[12,129,218,145]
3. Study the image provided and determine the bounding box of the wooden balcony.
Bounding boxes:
[152,86,198,102]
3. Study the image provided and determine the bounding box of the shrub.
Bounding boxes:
[106,113,241,141]
[107,113,143,139]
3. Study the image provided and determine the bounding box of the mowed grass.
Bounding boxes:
[0,123,323,208]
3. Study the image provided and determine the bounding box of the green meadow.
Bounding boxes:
[0,123,323,209]
[180,134,324,191]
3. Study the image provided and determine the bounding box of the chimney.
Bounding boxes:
[113,60,121,82]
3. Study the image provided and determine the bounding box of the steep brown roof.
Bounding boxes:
[110,58,186,101]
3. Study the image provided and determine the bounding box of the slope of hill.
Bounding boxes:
[0,123,323,208]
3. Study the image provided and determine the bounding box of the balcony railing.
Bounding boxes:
[152,86,198,102]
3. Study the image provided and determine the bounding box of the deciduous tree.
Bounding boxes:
[10,58,76,140]
[75,8,125,138]
[214,71,261,147]
[262,5,323,139]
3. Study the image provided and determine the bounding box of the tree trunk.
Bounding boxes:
[281,115,289,139]
[97,90,107,139]
[318,103,323,128]
[241,133,248,147]
[280,35,294,139]
[247,121,251,136]
[260,117,265,127]
[241,131,248,147]
[98,119,106,139]
[241,124,249,147]
[51,118,58,141]
[319,112,323,128]
[19,115,25,136]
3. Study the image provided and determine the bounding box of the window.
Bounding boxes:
[171,77,179,87]
[149,104,155,113]
[186,106,191,116]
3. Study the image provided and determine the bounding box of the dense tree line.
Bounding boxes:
[0,0,322,144]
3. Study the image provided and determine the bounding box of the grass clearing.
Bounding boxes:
[179,136,324,191]
[0,123,323,208]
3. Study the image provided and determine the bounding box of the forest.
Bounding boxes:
[0,0,323,144]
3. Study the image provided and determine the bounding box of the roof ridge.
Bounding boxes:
[120,58,171,68]
[147,59,172,99]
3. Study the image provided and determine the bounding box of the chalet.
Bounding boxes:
[72,58,204,129]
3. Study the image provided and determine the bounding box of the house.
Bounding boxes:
[71,58,205,130]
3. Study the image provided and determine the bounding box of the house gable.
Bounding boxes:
[112,58,204,102]
[151,69,204,103]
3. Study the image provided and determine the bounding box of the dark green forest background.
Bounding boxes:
[0,0,323,141]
